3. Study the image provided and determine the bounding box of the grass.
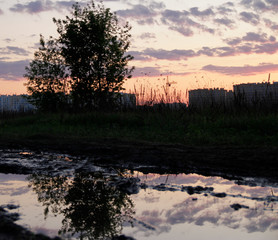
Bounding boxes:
[1,108,278,147]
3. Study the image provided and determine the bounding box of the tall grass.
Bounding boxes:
[1,109,278,146]
[126,76,188,106]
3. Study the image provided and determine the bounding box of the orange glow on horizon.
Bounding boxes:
[0,79,27,95]
[124,71,278,104]
[1,72,278,105]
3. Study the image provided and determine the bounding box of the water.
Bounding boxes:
[0,152,278,240]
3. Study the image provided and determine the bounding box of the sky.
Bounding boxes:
[0,0,278,99]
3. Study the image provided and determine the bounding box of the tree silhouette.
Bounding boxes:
[25,0,134,111]
[24,35,69,112]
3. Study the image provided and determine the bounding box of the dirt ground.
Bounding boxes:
[1,138,278,183]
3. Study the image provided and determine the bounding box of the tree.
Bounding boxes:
[56,1,134,110]
[25,0,134,112]
[24,35,69,112]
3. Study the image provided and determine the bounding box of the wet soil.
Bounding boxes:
[1,138,278,183]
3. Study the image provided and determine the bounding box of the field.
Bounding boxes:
[1,107,278,147]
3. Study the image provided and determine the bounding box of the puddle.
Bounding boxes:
[1,170,278,240]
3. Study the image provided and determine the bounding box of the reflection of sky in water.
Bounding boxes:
[124,172,278,240]
[0,173,64,238]
[1,172,278,240]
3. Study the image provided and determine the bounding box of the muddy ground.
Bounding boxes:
[1,138,278,182]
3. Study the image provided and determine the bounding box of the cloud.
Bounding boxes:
[117,4,154,17]
[242,32,276,42]
[214,18,235,28]
[117,4,157,24]
[254,42,278,54]
[252,0,268,10]
[197,46,235,57]
[9,0,77,14]
[0,57,10,61]
[138,32,156,39]
[169,26,194,37]
[143,48,197,60]
[161,9,189,24]
[0,60,30,80]
[10,0,53,14]
[216,2,235,15]
[189,7,214,18]
[149,1,166,10]
[116,0,166,24]
[128,48,198,61]
[127,51,152,61]
[264,18,278,31]
[130,38,278,62]
[199,41,278,57]
[3,38,14,43]
[240,11,260,25]
[202,63,278,76]
[225,38,242,46]
[266,0,278,7]
[240,0,278,12]
[56,1,78,9]
[226,32,277,45]
[160,10,192,36]
[132,66,164,77]
[0,46,30,56]
[131,66,190,77]
[161,9,215,36]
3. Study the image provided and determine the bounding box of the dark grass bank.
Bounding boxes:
[1,109,278,146]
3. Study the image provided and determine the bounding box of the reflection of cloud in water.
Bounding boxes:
[230,185,246,194]
[136,192,278,235]
[132,171,278,238]
[0,173,27,182]
[10,186,30,196]
[31,227,60,238]
[143,195,160,203]
[271,223,278,230]
[245,217,275,233]
[141,210,164,227]
[202,177,232,186]
[138,172,237,189]
[176,200,277,233]
[246,187,273,198]
[195,212,219,226]
[139,173,201,185]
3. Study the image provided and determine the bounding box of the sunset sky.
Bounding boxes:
[0,0,278,98]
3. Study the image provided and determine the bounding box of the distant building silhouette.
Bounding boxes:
[0,93,136,112]
[189,82,278,108]
[189,88,233,109]
[0,95,36,112]
[233,82,278,105]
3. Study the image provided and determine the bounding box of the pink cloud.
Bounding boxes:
[202,63,278,76]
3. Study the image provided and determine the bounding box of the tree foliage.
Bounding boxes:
[25,0,134,111]
[24,35,69,112]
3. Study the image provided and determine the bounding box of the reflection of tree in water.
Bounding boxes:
[28,173,135,239]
